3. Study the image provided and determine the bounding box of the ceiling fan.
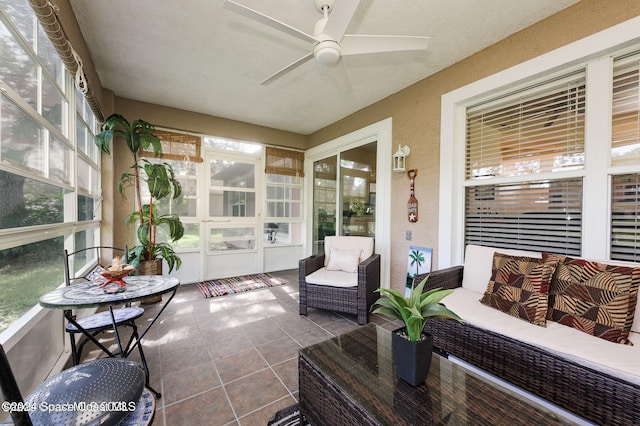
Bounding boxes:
[223,0,430,86]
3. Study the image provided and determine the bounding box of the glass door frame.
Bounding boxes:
[304,118,392,288]
[201,147,263,280]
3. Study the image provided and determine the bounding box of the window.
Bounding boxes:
[441,20,640,267]
[263,147,304,245]
[610,53,640,261]
[0,2,101,332]
[464,73,586,254]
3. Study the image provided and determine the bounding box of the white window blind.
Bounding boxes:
[611,55,640,166]
[466,73,586,179]
[465,178,583,255]
[611,174,640,261]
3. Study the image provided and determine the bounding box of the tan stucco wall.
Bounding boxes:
[307,0,640,291]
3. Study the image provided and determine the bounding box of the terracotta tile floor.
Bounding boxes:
[80,269,397,425]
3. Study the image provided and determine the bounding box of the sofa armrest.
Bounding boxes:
[299,254,326,279]
[358,254,381,324]
[358,253,381,296]
[413,265,464,292]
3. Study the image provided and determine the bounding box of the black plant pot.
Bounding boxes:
[392,327,433,386]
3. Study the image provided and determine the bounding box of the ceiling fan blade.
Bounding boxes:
[261,52,314,85]
[321,0,360,41]
[341,34,430,55]
[325,60,352,95]
[223,0,317,44]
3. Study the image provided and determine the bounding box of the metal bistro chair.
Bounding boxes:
[0,343,146,426]
[63,246,145,366]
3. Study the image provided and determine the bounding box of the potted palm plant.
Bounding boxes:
[95,114,184,277]
[371,276,462,386]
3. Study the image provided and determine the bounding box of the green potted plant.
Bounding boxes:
[371,276,462,386]
[95,114,184,276]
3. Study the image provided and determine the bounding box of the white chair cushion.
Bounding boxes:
[441,288,640,385]
[324,236,374,267]
[326,248,361,273]
[461,244,541,294]
[305,267,357,288]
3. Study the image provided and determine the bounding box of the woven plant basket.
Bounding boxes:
[138,259,163,304]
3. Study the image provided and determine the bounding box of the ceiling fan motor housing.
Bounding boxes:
[314,39,341,65]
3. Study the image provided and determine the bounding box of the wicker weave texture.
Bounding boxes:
[299,253,380,325]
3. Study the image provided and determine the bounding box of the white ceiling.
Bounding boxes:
[69,0,579,135]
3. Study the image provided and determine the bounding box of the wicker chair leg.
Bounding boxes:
[300,305,307,316]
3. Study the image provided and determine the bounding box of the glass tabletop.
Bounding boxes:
[39,275,180,309]
[299,324,579,425]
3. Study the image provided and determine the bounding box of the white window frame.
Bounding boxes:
[439,15,640,269]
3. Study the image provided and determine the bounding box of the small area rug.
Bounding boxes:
[195,273,285,298]
[267,404,310,426]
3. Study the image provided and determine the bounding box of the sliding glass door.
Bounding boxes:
[312,142,377,254]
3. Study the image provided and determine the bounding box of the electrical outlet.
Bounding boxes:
[405,230,412,241]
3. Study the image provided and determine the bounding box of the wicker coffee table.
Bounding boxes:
[299,324,581,425]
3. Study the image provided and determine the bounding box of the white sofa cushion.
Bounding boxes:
[461,244,541,294]
[441,287,640,385]
[324,236,374,267]
[326,248,361,273]
[305,268,357,288]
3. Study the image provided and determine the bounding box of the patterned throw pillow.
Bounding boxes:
[480,252,559,327]
[546,255,640,345]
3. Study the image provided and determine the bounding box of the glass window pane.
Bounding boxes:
[341,143,377,237]
[0,1,36,46]
[464,178,583,255]
[313,156,337,254]
[0,16,37,108]
[264,222,302,244]
[77,157,90,191]
[0,236,64,332]
[209,190,255,217]
[37,24,63,87]
[204,137,261,154]
[209,227,255,251]
[78,195,95,221]
[0,170,66,229]
[76,114,87,153]
[50,134,72,185]
[1,95,45,173]
[169,223,199,249]
[42,74,64,132]
[210,160,255,188]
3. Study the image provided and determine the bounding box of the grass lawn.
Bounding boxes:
[0,257,62,332]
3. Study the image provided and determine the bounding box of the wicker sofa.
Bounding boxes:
[415,244,640,426]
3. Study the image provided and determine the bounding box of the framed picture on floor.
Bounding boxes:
[406,246,433,297]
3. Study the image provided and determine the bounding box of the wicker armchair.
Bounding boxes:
[299,236,380,325]
[414,267,640,426]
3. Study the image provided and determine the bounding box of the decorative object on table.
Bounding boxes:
[371,276,462,386]
[407,169,418,222]
[95,114,184,276]
[99,256,135,289]
[405,246,432,297]
[195,273,286,298]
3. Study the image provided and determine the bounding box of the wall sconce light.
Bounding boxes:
[393,144,411,172]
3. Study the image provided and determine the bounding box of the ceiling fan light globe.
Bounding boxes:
[314,40,341,65]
